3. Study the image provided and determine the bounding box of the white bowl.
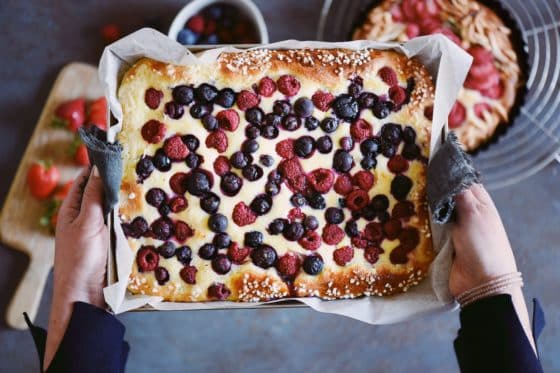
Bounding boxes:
[168,0,269,46]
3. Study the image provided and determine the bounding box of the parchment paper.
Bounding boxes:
[100,28,472,324]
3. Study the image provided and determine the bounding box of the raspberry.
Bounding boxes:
[311,90,334,112]
[378,66,399,87]
[169,172,188,194]
[141,120,166,144]
[448,101,466,129]
[322,224,345,245]
[351,234,369,249]
[277,75,301,96]
[389,86,407,106]
[474,103,492,118]
[383,218,402,240]
[186,15,205,33]
[236,90,259,110]
[364,246,382,264]
[232,202,257,226]
[136,246,159,272]
[216,109,240,131]
[257,77,276,97]
[387,155,409,174]
[144,88,163,110]
[169,196,188,213]
[180,265,198,284]
[205,129,228,153]
[392,201,415,220]
[399,227,420,250]
[299,230,321,250]
[352,171,374,191]
[334,174,354,195]
[333,246,354,266]
[208,283,231,300]
[213,155,231,176]
[174,220,194,243]
[277,253,300,278]
[289,174,308,193]
[346,190,370,211]
[307,168,335,194]
[279,158,304,181]
[288,207,304,221]
[364,222,383,243]
[389,245,409,265]
[227,242,250,264]
[350,119,372,142]
[164,135,189,160]
[276,139,295,159]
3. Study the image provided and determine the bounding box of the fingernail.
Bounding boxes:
[92,165,100,177]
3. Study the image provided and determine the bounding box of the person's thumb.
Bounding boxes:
[77,166,105,225]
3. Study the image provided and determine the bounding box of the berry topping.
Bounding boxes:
[294,97,314,118]
[277,253,300,278]
[265,181,280,196]
[141,120,166,144]
[232,201,257,226]
[169,196,188,213]
[136,246,159,272]
[308,168,335,193]
[288,207,305,221]
[308,193,326,210]
[251,245,277,269]
[339,137,354,152]
[346,189,370,211]
[216,109,240,131]
[199,243,217,260]
[190,104,212,119]
[277,75,301,96]
[334,174,353,195]
[212,254,232,275]
[158,241,176,259]
[127,216,149,238]
[378,66,398,86]
[380,123,403,145]
[325,207,344,224]
[180,135,199,152]
[174,220,194,242]
[303,255,323,275]
[236,90,259,110]
[220,172,242,196]
[273,100,291,116]
[208,213,228,233]
[316,136,333,154]
[242,164,263,181]
[345,220,359,237]
[215,88,236,108]
[136,156,154,179]
[352,170,374,191]
[358,92,378,109]
[151,218,173,241]
[370,194,389,212]
[245,107,264,126]
[145,88,164,109]
[227,242,250,264]
[312,90,334,112]
[257,77,277,97]
[372,100,392,119]
[283,222,305,241]
[259,155,274,167]
[383,218,402,240]
[230,151,249,169]
[333,150,354,173]
[201,113,218,131]
[294,136,315,158]
[164,136,190,161]
[164,102,185,120]
[186,170,212,196]
[332,94,359,121]
[392,201,415,220]
[211,233,230,249]
[389,86,407,107]
[364,247,382,265]
[205,129,228,153]
[349,119,373,143]
[172,85,194,105]
[250,194,272,215]
[244,231,264,248]
[402,126,416,144]
[195,83,218,104]
[333,246,354,266]
[186,14,205,33]
[176,245,192,264]
[246,125,261,139]
[185,153,202,168]
[448,101,466,128]
[268,218,288,235]
[213,155,231,176]
[282,114,302,131]
[391,175,413,201]
[304,117,319,131]
[146,188,167,207]
[276,139,295,159]
[399,227,420,250]
[364,222,383,243]
[207,283,231,300]
[158,204,171,217]
[303,215,319,231]
[388,155,409,174]
[200,192,220,215]
[322,224,344,245]
[298,230,321,251]
[474,103,492,119]
[261,125,279,139]
[290,193,307,207]
[180,265,197,284]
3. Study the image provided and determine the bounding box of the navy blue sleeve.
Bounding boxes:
[454,294,543,373]
[25,302,129,373]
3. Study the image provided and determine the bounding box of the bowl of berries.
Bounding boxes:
[169,0,268,47]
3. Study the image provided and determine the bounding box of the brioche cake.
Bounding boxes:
[117,48,435,302]
[353,0,522,151]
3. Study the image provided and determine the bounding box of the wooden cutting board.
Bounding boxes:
[0,63,103,329]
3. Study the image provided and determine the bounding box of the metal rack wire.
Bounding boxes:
[318,0,560,190]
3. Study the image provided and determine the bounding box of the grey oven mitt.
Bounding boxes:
[427,132,480,224]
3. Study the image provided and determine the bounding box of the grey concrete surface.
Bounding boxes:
[0,1,558,372]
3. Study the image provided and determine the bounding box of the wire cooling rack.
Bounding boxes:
[318,0,560,190]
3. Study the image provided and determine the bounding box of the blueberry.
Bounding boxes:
[308,193,326,209]
[146,188,167,207]
[215,88,236,108]
[261,125,279,139]
[361,205,377,221]
[244,231,263,248]
[305,117,320,131]
[381,140,396,158]
[199,243,217,260]
[360,138,381,155]
[185,153,202,168]
[303,215,319,231]
[259,155,274,167]
[273,100,291,116]
[153,150,171,172]
[151,218,173,241]
[294,97,314,117]
[345,220,359,237]
[361,156,377,170]
[230,151,249,169]
[265,113,282,127]
[181,135,199,152]
[333,150,354,173]
[158,241,176,258]
[250,194,272,215]
[316,136,333,154]
[245,107,264,125]
[200,114,218,131]
[268,170,283,183]
[265,181,280,196]
[158,204,171,216]
[195,83,218,104]
[186,170,211,196]
[165,102,184,119]
[402,143,420,160]
[176,245,192,264]
[205,4,223,19]
[282,115,302,131]
[242,164,263,182]
[220,172,242,196]
[202,34,219,44]
[348,82,362,98]
[371,195,389,211]
[320,117,339,133]
[136,156,154,179]
[200,192,220,214]
[381,123,402,145]
[283,222,305,241]
[294,136,315,158]
[332,94,359,121]
[391,175,413,201]
[251,245,277,269]
[213,232,231,249]
[377,210,390,223]
[402,126,416,144]
[338,198,346,208]
[155,267,170,285]
[268,218,288,235]
[242,139,259,154]
[177,29,198,45]
[372,100,392,119]
[325,207,344,224]
[290,193,307,207]
[191,104,212,120]
[129,216,149,238]
[339,136,354,151]
[303,255,323,275]
[358,92,378,109]
[245,125,261,139]
[211,254,232,274]
[208,213,228,233]
[173,85,194,105]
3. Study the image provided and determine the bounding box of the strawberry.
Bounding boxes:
[88,97,107,130]
[69,137,90,166]
[52,98,85,132]
[27,161,60,199]
[54,180,74,201]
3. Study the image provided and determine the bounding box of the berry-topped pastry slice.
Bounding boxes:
[117,48,435,302]
[353,0,523,151]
